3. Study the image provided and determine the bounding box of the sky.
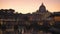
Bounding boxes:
[0,0,60,14]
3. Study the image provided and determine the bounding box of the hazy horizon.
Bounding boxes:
[0,0,60,14]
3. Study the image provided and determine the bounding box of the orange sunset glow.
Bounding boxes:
[0,0,60,14]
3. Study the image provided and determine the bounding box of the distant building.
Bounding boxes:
[0,3,59,34]
[53,12,60,22]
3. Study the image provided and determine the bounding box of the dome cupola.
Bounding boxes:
[39,3,46,12]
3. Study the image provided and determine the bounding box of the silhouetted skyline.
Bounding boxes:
[0,0,60,14]
[0,3,60,34]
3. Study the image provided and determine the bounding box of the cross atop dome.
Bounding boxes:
[41,3,45,7]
